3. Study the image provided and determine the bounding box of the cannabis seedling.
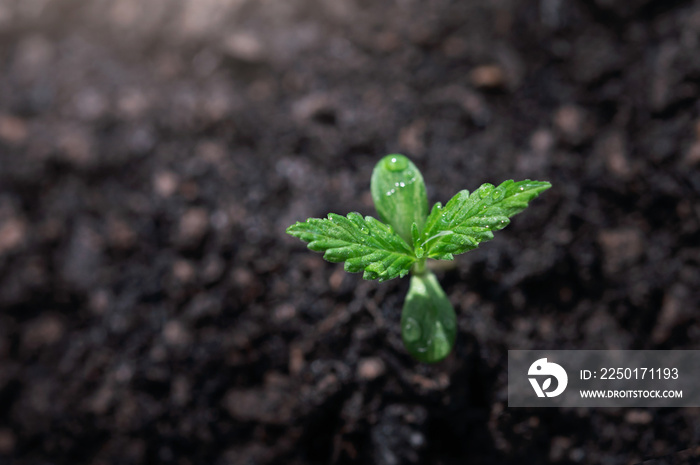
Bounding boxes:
[287,155,550,363]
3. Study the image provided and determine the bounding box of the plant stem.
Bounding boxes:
[411,259,427,276]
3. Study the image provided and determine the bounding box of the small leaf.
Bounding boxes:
[420,180,551,260]
[401,271,456,363]
[371,154,428,246]
[411,222,424,259]
[286,212,416,282]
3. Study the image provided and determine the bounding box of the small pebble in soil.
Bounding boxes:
[356,357,386,381]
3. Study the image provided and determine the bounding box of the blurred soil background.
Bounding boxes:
[0,0,700,463]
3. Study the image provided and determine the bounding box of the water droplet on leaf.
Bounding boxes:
[492,187,505,201]
[403,317,422,342]
[384,155,408,172]
[442,316,455,330]
[479,184,494,199]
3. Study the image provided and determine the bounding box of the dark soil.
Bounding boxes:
[1,0,699,464]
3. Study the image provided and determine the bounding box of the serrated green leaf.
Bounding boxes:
[417,180,551,260]
[286,212,416,282]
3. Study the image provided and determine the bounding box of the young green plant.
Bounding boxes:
[287,155,550,363]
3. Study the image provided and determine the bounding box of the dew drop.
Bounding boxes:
[442,316,455,331]
[478,184,494,199]
[384,155,408,172]
[403,317,422,343]
[492,187,505,201]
